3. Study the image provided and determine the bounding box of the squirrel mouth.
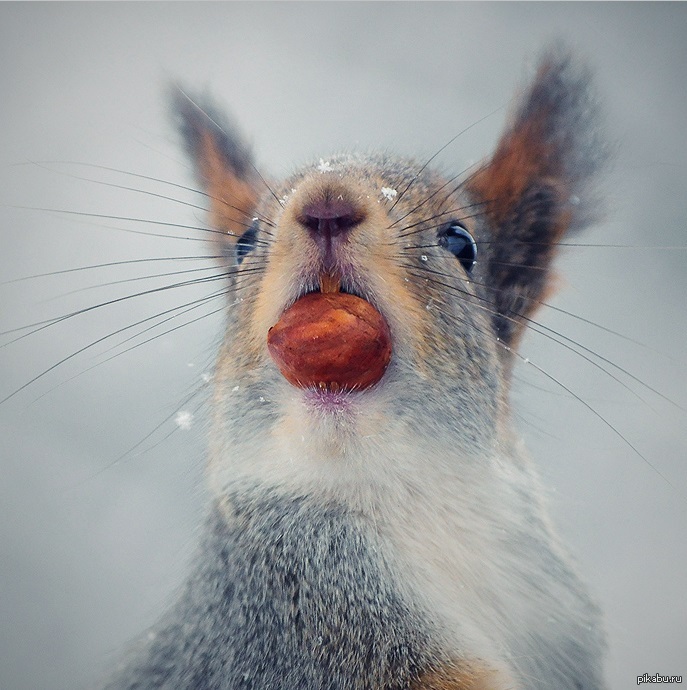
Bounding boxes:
[266,271,392,393]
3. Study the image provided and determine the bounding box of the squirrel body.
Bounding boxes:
[106,48,607,689]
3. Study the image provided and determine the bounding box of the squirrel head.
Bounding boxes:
[173,47,606,492]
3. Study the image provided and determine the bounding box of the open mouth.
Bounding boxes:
[267,271,392,393]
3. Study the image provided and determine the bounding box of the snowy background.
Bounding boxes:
[1,4,686,689]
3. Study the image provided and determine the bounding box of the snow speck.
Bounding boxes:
[420,255,428,262]
[232,385,240,392]
[174,410,194,431]
[187,362,195,368]
[381,187,397,201]
[317,159,334,173]
[201,373,212,383]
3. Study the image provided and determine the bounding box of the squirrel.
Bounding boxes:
[105,47,608,690]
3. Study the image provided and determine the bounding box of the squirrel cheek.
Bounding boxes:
[266,292,392,392]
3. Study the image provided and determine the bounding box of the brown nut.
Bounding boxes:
[267,292,392,392]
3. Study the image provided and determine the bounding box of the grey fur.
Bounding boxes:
[105,490,442,690]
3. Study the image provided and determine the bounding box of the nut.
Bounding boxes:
[267,292,391,391]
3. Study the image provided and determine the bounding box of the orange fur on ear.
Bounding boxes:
[173,88,261,245]
[469,49,604,235]
[196,128,260,241]
[469,59,568,229]
[465,50,605,348]
[469,113,559,227]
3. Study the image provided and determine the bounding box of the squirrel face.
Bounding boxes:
[222,156,502,459]
[175,50,605,492]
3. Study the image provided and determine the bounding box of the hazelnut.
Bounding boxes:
[267,292,391,391]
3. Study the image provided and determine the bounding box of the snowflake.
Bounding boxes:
[317,158,334,173]
[381,187,397,201]
[174,410,194,431]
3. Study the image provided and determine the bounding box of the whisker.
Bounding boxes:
[0,255,225,286]
[43,252,269,300]
[388,105,504,214]
[25,266,260,409]
[101,270,260,356]
[397,207,490,239]
[416,281,674,486]
[388,163,478,228]
[28,160,215,215]
[250,163,284,211]
[24,160,278,230]
[403,262,679,411]
[476,239,687,250]
[43,263,227,299]
[0,275,239,406]
[0,270,236,345]
[393,247,675,357]
[500,338,674,487]
[85,383,209,479]
[5,204,243,239]
[107,302,227,361]
[175,88,284,213]
[27,290,228,405]
[398,248,550,274]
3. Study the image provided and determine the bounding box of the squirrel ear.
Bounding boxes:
[172,87,260,244]
[467,47,607,347]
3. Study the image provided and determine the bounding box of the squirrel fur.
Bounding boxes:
[105,47,608,690]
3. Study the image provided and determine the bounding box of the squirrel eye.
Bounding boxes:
[235,220,259,265]
[439,223,477,273]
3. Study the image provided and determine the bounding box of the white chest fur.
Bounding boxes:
[210,385,601,688]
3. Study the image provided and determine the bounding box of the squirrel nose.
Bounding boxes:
[297,197,365,244]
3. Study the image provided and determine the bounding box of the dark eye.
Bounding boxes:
[439,223,477,273]
[236,219,259,265]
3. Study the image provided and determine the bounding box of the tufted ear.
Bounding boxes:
[467,47,607,348]
[172,88,261,246]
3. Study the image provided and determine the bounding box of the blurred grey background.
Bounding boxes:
[1,3,686,689]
